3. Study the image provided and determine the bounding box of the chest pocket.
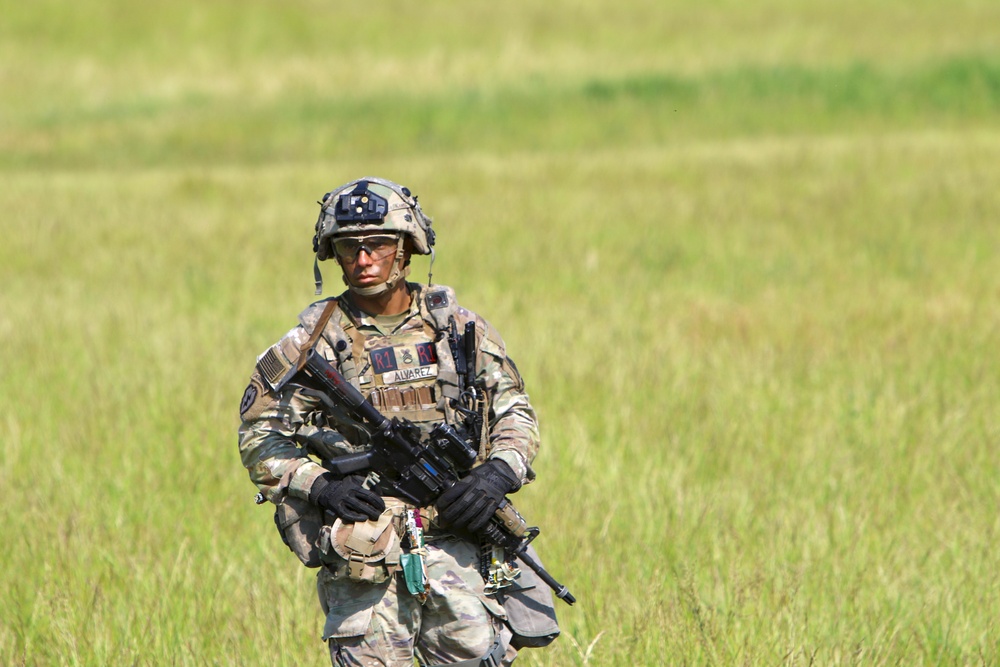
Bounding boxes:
[356,331,444,424]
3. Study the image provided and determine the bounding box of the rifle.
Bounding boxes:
[292,347,576,605]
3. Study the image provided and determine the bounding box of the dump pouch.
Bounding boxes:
[500,544,561,649]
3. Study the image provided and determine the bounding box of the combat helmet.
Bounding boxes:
[311,177,436,295]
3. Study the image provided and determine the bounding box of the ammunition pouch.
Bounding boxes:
[275,494,440,585]
[318,499,408,584]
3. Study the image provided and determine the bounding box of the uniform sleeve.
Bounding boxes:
[237,326,328,504]
[476,319,540,486]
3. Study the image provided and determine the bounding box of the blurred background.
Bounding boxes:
[2,1,999,664]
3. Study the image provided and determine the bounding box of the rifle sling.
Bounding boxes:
[298,298,340,369]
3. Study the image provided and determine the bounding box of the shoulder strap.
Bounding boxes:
[311,299,364,390]
[420,284,460,333]
[416,285,463,406]
[303,298,339,353]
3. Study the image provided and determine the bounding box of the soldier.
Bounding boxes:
[238,177,554,666]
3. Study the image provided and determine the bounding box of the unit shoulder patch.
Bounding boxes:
[239,377,270,421]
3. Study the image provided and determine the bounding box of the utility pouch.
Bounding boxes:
[274,495,324,568]
[319,502,403,584]
[499,544,561,649]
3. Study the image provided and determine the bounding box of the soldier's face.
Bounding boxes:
[335,233,403,288]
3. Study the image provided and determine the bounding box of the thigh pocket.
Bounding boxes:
[320,578,387,640]
[323,600,376,641]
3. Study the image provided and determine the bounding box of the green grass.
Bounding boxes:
[6,57,1000,169]
[2,0,999,665]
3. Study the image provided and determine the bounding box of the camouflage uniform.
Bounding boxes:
[239,282,540,666]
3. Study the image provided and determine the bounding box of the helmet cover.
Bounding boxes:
[313,177,435,261]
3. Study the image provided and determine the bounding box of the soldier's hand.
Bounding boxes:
[436,459,520,533]
[310,475,385,523]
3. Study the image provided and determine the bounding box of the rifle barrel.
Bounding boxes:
[517,545,576,605]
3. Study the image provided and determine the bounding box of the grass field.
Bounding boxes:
[2,1,999,665]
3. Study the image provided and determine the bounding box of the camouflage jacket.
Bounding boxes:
[238,283,540,505]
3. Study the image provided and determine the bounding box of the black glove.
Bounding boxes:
[310,475,385,523]
[436,459,521,533]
